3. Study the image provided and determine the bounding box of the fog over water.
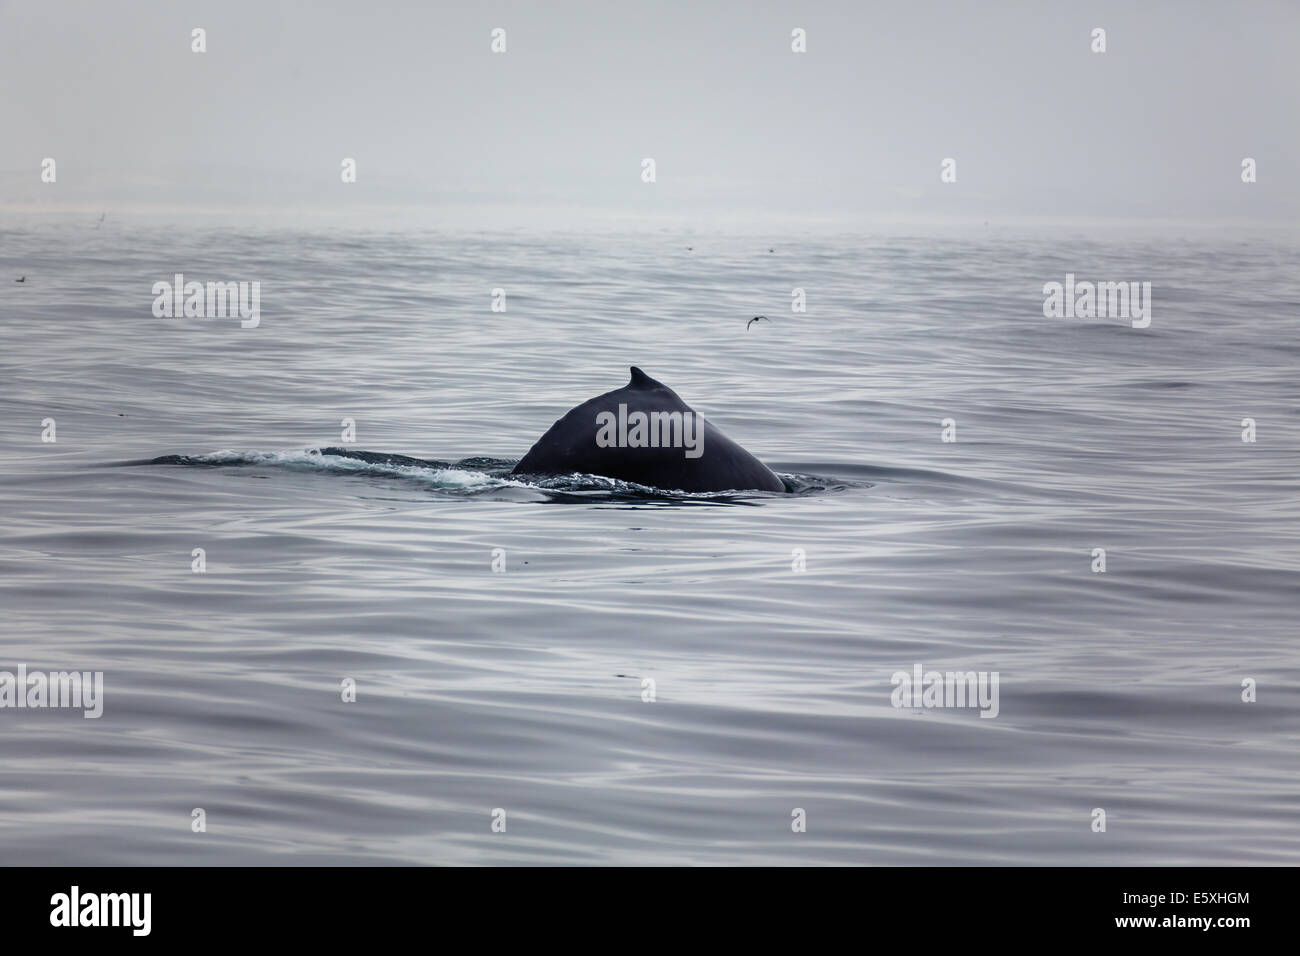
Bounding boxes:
[2,1,1297,225]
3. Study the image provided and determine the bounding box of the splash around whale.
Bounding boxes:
[511,367,787,493]
[139,367,802,497]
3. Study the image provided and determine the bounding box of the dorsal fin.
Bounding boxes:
[629,366,654,387]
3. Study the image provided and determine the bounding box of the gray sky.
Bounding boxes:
[2,0,1297,226]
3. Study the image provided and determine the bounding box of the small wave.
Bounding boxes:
[138,447,509,494]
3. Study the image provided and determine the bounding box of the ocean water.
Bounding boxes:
[1,220,1297,865]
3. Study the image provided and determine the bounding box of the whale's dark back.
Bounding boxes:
[512,367,786,493]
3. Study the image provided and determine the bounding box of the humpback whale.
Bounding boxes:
[512,367,786,493]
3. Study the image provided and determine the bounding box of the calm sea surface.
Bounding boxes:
[1,221,1297,864]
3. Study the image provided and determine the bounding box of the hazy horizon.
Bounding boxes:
[2,0,1297,229]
